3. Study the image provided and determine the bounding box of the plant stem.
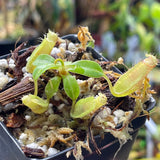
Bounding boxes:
[34,80,38,96]
[54,58,68,75]
[70,100,76,117]
[103,74,116,96]
[54,58,64,67]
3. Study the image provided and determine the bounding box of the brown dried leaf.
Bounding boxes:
[6,113,24,128]
[11,46,36,81]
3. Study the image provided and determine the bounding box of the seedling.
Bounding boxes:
[22,54,105,114]
[22,25,157,117]
[22,53,157,116]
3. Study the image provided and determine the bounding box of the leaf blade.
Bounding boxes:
[45,76,61,100]
[69,60,104,78]
[62,74,80,101]
[32,64,59,80]
[33,54,55,66]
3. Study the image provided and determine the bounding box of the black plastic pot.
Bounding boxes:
[0,29,39,56]
[0,35,156,160]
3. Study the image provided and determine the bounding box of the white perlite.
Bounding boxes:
[47,148,59,156]
[25,115,31,121]
[19,133,28,141]
[26,142,39,149]
[8,58,16,69]
[59,42,66,50]
[0,59,8,69]
[113,109,125,118]
[0,75,9,89]
[50,47,61,56]
[68,42,76,52]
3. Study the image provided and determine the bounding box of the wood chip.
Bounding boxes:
[21,146,45,158]
[6,113,24,128]
[0,77,34,106]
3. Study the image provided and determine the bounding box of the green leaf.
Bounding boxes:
[67,64,84,74]
[22,94,49,114]
[63,62,75,70]
[71,93,107,119]
[62,74,80,101]
[138,4,149,22]
[33,54,55,67]
[151,2,160,20]
[32,64,59,80]
[45,76,61,100]
[87,41,95,48]
[69,60,104,78]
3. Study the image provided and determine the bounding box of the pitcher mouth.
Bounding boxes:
[143,54,158,68]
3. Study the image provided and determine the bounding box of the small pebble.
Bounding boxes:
[48,104,54,114]
[0,75,9,89]
[26,143,39,149]
[58,104,65,110]
[9,63,16,69]
[0,59,8,69]
[47,148,58,156]
[40,145,47,153]
[22,73,33,80]
[19,133,28,141]
[8,58,15,69]
[22,67,27,73]
[26,57,30,62]
[114,117,118,124]
[50,47,60,56]
[113,109,124,118]
[98,107,111,119]
[59,43,66,50]
[25,115,31,121]
[68,42,76,52]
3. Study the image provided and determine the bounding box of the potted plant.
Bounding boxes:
[0,27,157,160]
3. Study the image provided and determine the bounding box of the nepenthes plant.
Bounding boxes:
[0,26,158,160]
[23,48,158,118]
[21,27,158,127]
[22,54,106,114]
